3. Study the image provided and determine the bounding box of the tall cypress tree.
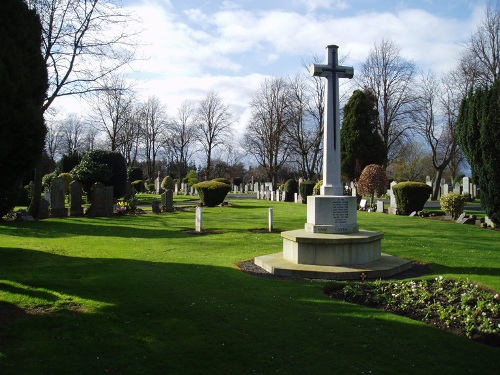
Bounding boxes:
[341,89,387,181]
[457,81,500,224]
[0,0,48,217]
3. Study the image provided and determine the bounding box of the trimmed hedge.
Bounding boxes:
[299,181,316,203]
[392,182,432,215]
[212,178,231,185]
[194,181,231,207]
[284,179,298,202]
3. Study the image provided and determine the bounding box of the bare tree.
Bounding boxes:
[25,0,138,217]
[59,114,86,155]
[116,107,141,167]
[138,96,167,179]
[45,119,61,164]
[243,76,292,187]
[286,74,323,180]
[413,71,459,200]
[165,101,197,179]
[460,1,500,88]
[26,0,137,112]
[358,39,416,164]
[194,91,234,180]
[90,74,136,151]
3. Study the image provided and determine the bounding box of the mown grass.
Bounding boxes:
[0,199,499,374]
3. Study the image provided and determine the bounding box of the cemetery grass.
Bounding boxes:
[0,200,499,375]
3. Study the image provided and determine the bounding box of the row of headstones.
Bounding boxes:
[425,176,478,200]
[38,177,115,218]
[153,178,199,196]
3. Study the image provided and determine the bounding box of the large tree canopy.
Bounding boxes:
[0,0,47,216]
[457,80,500,224]
[341,89,387,181]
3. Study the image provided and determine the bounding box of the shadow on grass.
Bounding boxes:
[428,263,500,278]
[0,247,499,375]
[0,215,195,239]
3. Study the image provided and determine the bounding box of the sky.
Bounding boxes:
[54,0,488,140]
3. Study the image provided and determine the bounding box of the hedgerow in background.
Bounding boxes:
[357,164,388,207]
[457,80,500,225]
[392,181,432,215]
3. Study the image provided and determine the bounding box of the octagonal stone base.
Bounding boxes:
[282,229,382,266]
[253,229,412,280]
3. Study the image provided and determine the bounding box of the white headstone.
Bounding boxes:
[268,207,274,232]
[463,177,470,195]
[195,206,203,232]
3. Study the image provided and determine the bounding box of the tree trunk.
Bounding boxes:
[28,161,43,218]
[431,169,444,201]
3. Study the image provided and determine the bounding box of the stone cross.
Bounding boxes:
[311,45,353,196]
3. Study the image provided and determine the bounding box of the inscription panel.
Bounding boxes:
[332,198,349,224]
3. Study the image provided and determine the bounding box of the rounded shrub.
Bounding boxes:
[194,180,231,207]
[299,181,316,203]
[392,182,432,215]
[440,192,466,218]
[161,175,175,190]
[42,171,57,192]
[284,179,298,202]
[313,180,323,195]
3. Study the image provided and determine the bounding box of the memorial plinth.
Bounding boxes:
[305,195,359,234]
[253,44,411,280]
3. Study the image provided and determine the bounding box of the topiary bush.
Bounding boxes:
[392,182,432,215]
[194,180,231,207]
[440,192,467,219]
[284,179,298,202]
[299,181,316,203]
[212,178,231,185]
[357,164,388,207]
[161,175,175,190]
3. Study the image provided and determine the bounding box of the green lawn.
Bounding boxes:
[0,199,499,374]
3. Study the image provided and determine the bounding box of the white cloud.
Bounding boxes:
[54,0,488,153]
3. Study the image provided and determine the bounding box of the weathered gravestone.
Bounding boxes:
[105,186,114,216]
[454,182,461,194]
[152,200,161,214]
[37,199,49,219]
[161,190,174,212]
[69,180,84,217]
[124,181,134,201]
[50,176,67,217]
[86,183,107,217]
